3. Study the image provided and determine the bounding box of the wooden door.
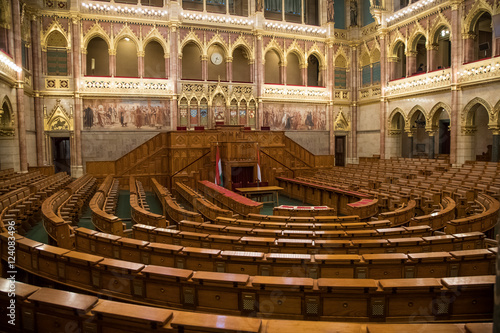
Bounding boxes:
[335,136,345,167]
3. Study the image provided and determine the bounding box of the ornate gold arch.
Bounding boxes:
[405,105,427,132]
[0,95,14,136]
[460,97,492,134]
[41,18,70,50]
[263,38,284,64]
[143,28,170,58]
[426,102,451,132]
[230,34,254,62]
[387,107,405,135]
[82,21,110,50]
[113,24,140,52]
[179,29,203,56]
[463,0,494,34]
[206,32,230,57]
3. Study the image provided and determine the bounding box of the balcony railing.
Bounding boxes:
[80,77,173,95]
[385,69,451,97]
[334,89,349,100]
[263,84,329,101]
[457,57,500,85]
[359,85,381,100]
[385,0,446,26]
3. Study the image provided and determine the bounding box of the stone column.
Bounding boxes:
[350,44,358,162]
[327,42,335,155]
[407,132,414,158]
[450,2,461,165]
[495,230,500,333]
[428,132,435,159]
[301,65,307,86]
[202,55,208,81]
[109,50,116,76]
[462,34,475,63]
[387,57,397,80]
[406,51,417,76]
[165,55,169,78]
[31,14,44,166]
[491,129,500,162]
[256,33,264,129]
[226,57,233,82]
[170,25,179,130]
[280,63,286,85]
[72,16,83,177]
[13,0,27,172]
[138,51,144,77]
[380,30,388,159]
[427,45,438,71]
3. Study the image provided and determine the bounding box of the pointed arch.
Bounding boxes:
[306,44,326,69]
[206,34,230,58]
[427,102,451,131]
[0,96,14,136]
[82,22,111,50]
[389,38,406,58]
[387,107,406,133]
[405,105,427,131]
[461,97,493,128]
[408,32,426,53]
[41,19,69,50]
[463,1,494,34]
[179,30,204,56]
[231,35,254,62]
[263,39,284,63]
[143,27,169,57]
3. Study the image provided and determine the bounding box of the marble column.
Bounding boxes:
[380,31,388,159]
[138,52,144,77]
[427,45,438,72]
[72,17,83,177]
[164,56,169,78]
[301,65,307,86]
[170,25,179,130]
[350,44,358,162]
[109,50,116,76]
[462,35,475,63]
[491,131,500,162]
[31,14,44,166]
[226,57,232,82]
[256,34,264,129]
[327,43,335,155]
[408,133,414,158]
[450,3,461,165]
[202,55,208,81]
[406,51,417,76]
[280,63,286,85]
[13,0,27,172]
[428,132,435,159]
[387,57,397,80]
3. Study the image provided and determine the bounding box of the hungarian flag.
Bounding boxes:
[215,145,223,186]
[256,146,262,183]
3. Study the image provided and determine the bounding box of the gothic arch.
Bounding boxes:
[408,31,426,52]
[179,30,203,56]
[82,22,111,50]
[389,38,406,58]
[231,36,254,62]
[263,39,284,64]
[387,107,406,133]
[306,44,326,69]
[427,102,451,131]
[463,1,494,34]
[206,34,230,57]
[0,96,14,136]
[113,25,140,52]
[143,28,169,57]
[406,105,427,131]
[461,97,492,129]
[41,19,69,50]
[429,20,451,45]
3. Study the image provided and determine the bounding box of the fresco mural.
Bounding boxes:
[262,103,327,130]
[82,99,170,130]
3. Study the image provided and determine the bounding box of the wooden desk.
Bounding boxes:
[236,186,283,205]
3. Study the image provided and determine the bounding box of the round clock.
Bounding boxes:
[211,52,223,65]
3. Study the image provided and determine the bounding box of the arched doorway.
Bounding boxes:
[428,104,451,157]
[462,99,494,162]
[387,110,405,158]
[407,109,427,158]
